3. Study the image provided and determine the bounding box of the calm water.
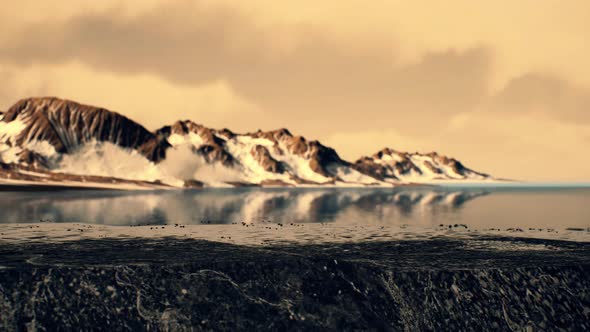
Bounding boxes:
[0,186,588,230]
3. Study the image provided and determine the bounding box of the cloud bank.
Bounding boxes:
[1,0,589,181]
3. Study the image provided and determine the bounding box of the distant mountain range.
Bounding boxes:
[0,97,493,189]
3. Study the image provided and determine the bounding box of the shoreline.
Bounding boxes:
[2,222,589,245]
[1,181,589,192]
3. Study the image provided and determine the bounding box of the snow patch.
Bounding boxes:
[0,118,26,142]
[26,140,57,158]
[0,145,21,164]
[57,141,168,183]
[167,133,203,147]
[159,144,245,185]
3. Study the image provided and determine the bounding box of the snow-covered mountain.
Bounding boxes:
[353,148,490,184]
[0,97,494,188]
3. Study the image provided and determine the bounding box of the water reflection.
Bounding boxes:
[0,188,488,226]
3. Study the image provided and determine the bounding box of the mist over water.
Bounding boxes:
[0,187,588,231]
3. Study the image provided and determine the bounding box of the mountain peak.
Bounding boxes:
[2,97,169,162]
[354,148,489,182]
[0,97,494,188]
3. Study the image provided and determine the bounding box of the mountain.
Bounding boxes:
[0,189,489,226]
[0,97,494,189]
[353,148,489,183]
[0,97,169,166]
[155,120,379,186]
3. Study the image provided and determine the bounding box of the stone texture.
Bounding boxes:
[0,238,588,331]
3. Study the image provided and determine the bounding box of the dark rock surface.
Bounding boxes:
[250,145,285,174]
[0,237,589,331]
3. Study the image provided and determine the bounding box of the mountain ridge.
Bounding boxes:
[0,97,494,188]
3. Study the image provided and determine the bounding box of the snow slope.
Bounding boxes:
[353,148,491,184]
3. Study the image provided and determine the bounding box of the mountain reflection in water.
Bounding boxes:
[0,187,589,231]
[0,188,486,226]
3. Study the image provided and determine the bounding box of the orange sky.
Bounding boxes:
[1,1,589,181]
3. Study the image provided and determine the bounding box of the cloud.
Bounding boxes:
[492,73,590,123]
[441,111,590,181]
[0,0,492,135]
[0,62,261,130]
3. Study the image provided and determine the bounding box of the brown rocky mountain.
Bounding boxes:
[353,148,489,182]
[156,120,234,166]
[0,97,493,187]
[247,128,349,177]
[2,97,169,165]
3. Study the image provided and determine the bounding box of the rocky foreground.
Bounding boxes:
[0,237,588,331]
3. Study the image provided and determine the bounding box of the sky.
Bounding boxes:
[1,0,589,181]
